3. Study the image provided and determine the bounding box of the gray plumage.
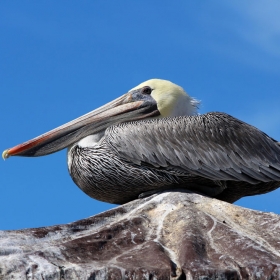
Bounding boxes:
[68,112,280,204]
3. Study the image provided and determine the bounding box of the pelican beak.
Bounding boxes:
[3,90,159,159]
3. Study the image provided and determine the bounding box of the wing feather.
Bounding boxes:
[105,112,280,184]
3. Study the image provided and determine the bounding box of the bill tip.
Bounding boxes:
[2,149,10,160]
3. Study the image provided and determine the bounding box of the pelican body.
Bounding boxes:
[3,79,280,203]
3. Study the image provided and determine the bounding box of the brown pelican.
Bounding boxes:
[3,79,280,204]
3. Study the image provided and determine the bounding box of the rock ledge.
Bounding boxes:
[1,191,280,279]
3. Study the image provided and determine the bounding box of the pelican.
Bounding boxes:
[3,79,280,204]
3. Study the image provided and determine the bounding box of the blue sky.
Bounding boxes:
[1,1,280,230]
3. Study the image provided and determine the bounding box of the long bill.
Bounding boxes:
[3,92,159,159]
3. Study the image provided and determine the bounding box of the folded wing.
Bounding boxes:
[105,112,280,184]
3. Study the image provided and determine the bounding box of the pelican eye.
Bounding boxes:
[141,86,152,95]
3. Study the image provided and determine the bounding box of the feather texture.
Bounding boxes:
[106,112,280,183]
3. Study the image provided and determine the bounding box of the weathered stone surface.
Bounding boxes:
[0,191,280,279]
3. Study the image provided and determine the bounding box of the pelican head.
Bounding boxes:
[3,79,198,159]
[131,79,198,117]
